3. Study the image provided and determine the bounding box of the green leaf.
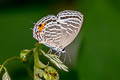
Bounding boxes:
[41,50,69,72]
[20,49,32,62]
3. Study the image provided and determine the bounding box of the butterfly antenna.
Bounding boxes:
[67,52,71,63]
[33,23,36,25]
[29,28,33,30]
[63,53,67,63]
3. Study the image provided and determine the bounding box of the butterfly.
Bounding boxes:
[33,10,83,54]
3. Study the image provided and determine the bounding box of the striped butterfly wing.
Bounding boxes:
[56,10,83,48]
[33,15,57,42]
[34,10,83,52]
[42,15,63,48]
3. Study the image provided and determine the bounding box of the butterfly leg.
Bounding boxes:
[58,52,62,58]
[47,48,52,54]
[54,51,61,58]
[67,53,71,63]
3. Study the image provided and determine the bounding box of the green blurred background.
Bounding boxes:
[0,0,120,80]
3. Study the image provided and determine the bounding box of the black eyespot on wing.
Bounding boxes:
[39,24,42,27]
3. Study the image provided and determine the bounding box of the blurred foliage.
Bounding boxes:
[0,0,120,80]
[77,0,120,80]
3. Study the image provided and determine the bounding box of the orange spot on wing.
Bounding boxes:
[37,23,45,35]
[37,31,40,35]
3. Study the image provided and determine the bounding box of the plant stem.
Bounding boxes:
[2,56,20,66]
[33,48,46,68]
[0,56,20,72]
[33,48,47,79]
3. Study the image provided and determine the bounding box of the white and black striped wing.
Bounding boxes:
[35,10,84,51]
[33,15,57,42]
[56,10,83,48]
[41,16,63,48]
